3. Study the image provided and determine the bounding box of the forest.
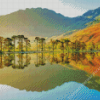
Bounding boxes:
[0,35,99,53]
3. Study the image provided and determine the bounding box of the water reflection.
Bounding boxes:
[0,54,3,68]
[0,53,31,69]
[4,54,14,67]
[34,53,46,67]
[0,82,100,100]
[0,52,100,93]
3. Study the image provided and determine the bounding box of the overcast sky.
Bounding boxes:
[0,0,100,17]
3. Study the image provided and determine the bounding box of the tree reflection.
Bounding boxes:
[71,53,87,64]
[64,53,70,64]
[12,53,31,69]
[89,52,95,59]
[35,53,40,67]
[1,52,98,70]
[24,54,31,67]
[49,53,70,65]
[50,52,56,65]
[35,53,46,67]
[4,54,14,67]
[80,52,86,60]
[12,53,16,69]
[0,54,3,68]
[60,53,65,63]
[40,53,46,66]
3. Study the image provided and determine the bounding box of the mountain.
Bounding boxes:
[0,8,72,38]
[0,7,100,38]
[68,22,100,44]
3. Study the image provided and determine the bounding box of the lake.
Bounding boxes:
[0,52,100,100]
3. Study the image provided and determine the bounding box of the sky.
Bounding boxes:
[0,0,100,17]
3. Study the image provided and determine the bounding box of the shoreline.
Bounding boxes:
[0,50,100,54]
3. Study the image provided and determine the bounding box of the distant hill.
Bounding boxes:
[0,7,100,38]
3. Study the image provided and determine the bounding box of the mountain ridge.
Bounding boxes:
[0,7,100,38]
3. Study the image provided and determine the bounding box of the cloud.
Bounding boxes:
[0,0,86,17]
[62,0,100,10]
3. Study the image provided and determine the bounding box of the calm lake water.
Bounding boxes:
[0,52,100,100]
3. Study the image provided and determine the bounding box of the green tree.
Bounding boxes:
[55,39,60,50]
[60,39,65,53]
[81,42,86,51]
[35,37,40,51]
[18,35,24,51]
[40,38,45,51]
[50,39,56,52]
[0,37,3,52]
[12,35,17,52]
[4,38,13,52]
[64,39,70,52]
[24,38,30,51]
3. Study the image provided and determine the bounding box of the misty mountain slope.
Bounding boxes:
[0,7,100,38]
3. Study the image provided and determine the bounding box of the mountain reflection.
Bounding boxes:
[0,52,100,92]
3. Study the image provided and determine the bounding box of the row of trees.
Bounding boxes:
[34,37,71,52]
[35,37,45,51]
[0,35,97,53]
[49,39,98,52]
[0,35,31,52]
[34,37,98,52]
